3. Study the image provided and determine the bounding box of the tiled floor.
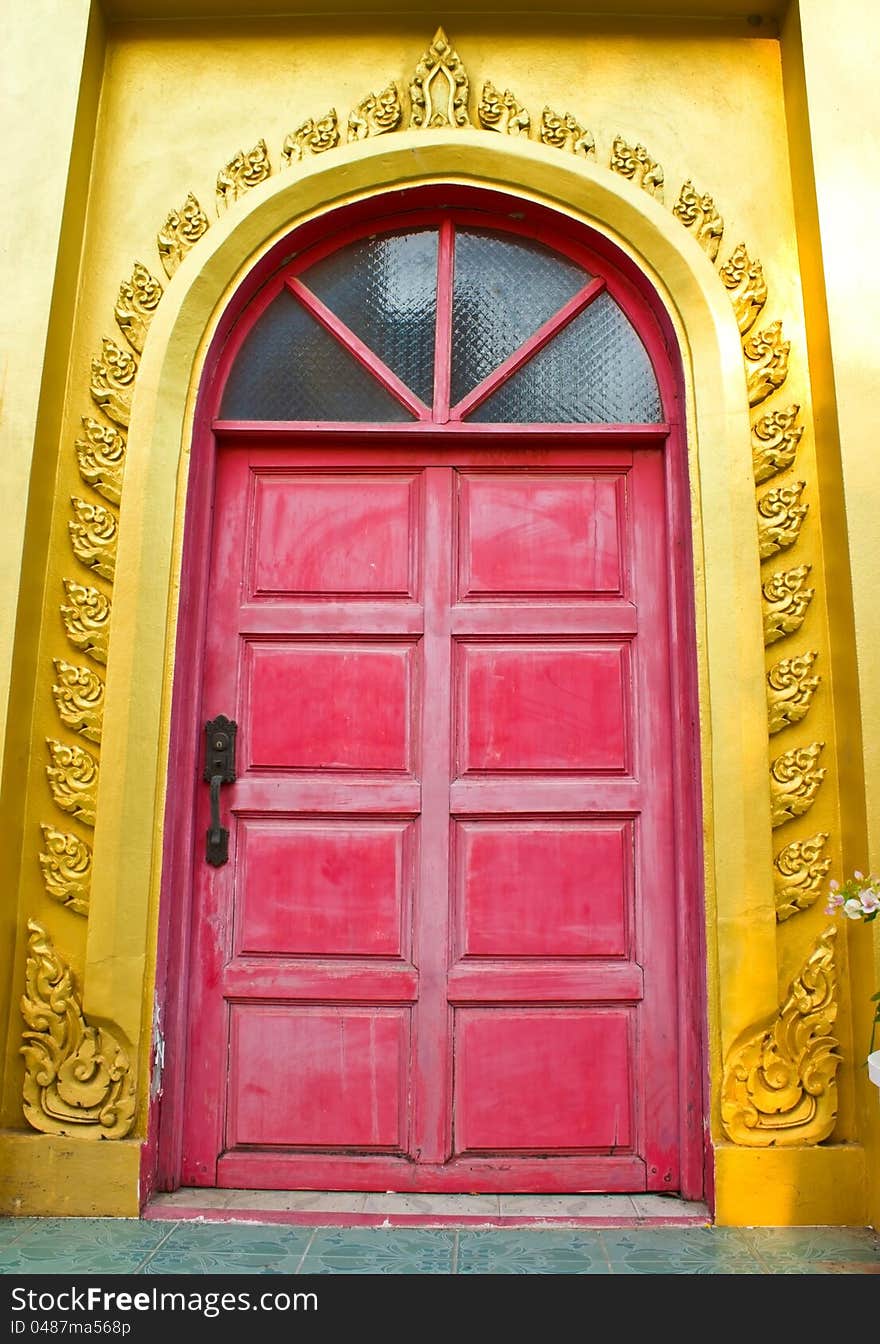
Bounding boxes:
[0,1193,878,1274]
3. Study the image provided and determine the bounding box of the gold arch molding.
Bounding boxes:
[25,27,838,1146]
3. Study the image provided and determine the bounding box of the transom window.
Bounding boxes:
[218,214,664,426]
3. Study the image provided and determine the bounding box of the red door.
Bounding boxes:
[172,201,700,1195]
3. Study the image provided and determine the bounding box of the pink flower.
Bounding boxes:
[860,888,880,914]
[844,898,865,919]
[825,891,845,912]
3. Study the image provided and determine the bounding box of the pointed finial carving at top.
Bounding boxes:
[409,28,470,129]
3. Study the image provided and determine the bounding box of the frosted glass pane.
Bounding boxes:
[301,231,438,405]
[469,292,662,424]
[451,229,589,406]
[220,289,412,422]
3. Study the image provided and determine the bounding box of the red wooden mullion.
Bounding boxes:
[287,277,432,421]
[450,276,607,422]
[431,219,455,424]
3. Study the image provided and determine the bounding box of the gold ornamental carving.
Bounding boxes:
[719,243,767,335]
[672,181,724,261]
[766,651,820,735]
[751,405,804,484]
[744,321,791,406]
[540,107,595,157]
[762,565,814,646]
[156,192,210,277]
[89,339,137,428]
[51,659,105,744]
[409,28,470,129]
[348,85,402,140]
[720,926,840,1145]
[216,139,271,210]
[68,498,118,582]
[757,481,808,560]
[75,418,126,506]
[478,82,530,136]
[20,921,135,1138]
[60,580,111,664]
[769,741,826,827]
[38,826,92,916]
[114,262,163,354]
[609,135,664,198]
[45,740,100,827]
[282,110,340,164]
[774,833,831,922]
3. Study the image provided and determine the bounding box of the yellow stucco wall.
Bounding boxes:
[1,1,876,1224]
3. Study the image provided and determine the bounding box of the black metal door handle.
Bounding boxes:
[204,716,237,866]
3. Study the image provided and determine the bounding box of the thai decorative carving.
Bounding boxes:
[762,565,814,646]
[51,659,105,744]
[757,481,808,560]
[89,339,137,429]
[720,926,840,1144]
[45,740,100,827]
[769,741,826,827]
[60,580,111,665]
[672,181,724,260]
[348,84,402,140]
[20,921,135,1138]
[766,651,820,735]
[216,139,271,209]
[478,81,530,136]
[409,28,470,129]
[38,826,92,916]
[282,110,340,164]
[68,498,118,582]
[773,833,831,922]
[156,192,210,278]
[744,321,790,406]
[751,405,803,484]
[541,107,595,157]
[719,243,767,334]
[75,418,126,506]
[609,135,663,197]
[113,262,163,354]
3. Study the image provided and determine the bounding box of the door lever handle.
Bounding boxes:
[203,715,237,866]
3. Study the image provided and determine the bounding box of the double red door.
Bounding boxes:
[182,438,680,1192]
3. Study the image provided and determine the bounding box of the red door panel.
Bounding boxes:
[182,446,681,1194]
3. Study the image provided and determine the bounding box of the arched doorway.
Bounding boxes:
[160,189,705,1197]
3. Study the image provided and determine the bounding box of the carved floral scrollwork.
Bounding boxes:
[757,481,808,560]
[113,262,163,355]
[68,497,118,582]
[45,740,100,826]
[75,418,126,506]
[282,110,340,164]
[60,580,111,664]
[156,192,210,278]
[51,659,105,743]
[752,405,803,484]
[720,926,840,1144]
[773,833,831,922]
[541,107,595,157]
[744,321,791,406]
[766,651,820,735]
[216,139,271,210]
[348,84,402,140]
[478,81,530,136]
[38,826,92,916]
[89,340,137,429]
[769,741,826,827]
[672,180,724,260]
[609,134,664,197]
[762,565,814,646]
[20,921,135,1137]
[719,242,768,335]
[409,28,470,129]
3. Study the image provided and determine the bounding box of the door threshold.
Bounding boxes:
[144,1189,711,1228]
